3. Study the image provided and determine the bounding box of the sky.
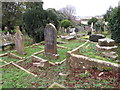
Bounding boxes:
[43,0,119,17]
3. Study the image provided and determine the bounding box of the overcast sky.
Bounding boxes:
[43,0,119,17]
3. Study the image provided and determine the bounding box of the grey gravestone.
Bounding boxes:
[15,26,26,55]
[44,23,59,59]
[61,27,65,35]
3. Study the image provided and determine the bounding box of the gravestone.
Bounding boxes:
[61,27,65,35]
[15,26,27,55]
[44,23,59,59]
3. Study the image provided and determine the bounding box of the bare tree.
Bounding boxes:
[59,5,76,20]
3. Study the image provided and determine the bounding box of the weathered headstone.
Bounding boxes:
[15,26,27,55]
[61,27,65,35]
[44,23,59,59]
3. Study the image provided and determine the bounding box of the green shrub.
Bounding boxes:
[23,7,47,43]
[61,19,72,28]
[108,6,120,43]
[23,6,61,43]
[88,17,98,29]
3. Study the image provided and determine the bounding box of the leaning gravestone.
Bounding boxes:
[44,23,59,59]
[15,26,27,55]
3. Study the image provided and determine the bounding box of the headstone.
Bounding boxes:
[15,26,26,55]
[6,32,13,41]
[69,28,76,36]
[75,28,79,32]
[61,27,65,35]
[89,34,105,42]
[44,23,59,59]
[91,22,94,32]
[87,31,92,35]
[66,27,70,33]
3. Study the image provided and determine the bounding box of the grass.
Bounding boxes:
[0,61,6,65]
[12,46,44,57]
[1,65,33,88]
[1,45,44,58]
[1,56,20,63]
[57,38,85,49]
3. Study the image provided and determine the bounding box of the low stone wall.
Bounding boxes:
[66,42,120,71]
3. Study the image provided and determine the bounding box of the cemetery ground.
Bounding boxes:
[0,31,120,88]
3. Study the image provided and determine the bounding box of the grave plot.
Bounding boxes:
[74,41,119,64]
[16,57,37,73]
[66,41,119,73]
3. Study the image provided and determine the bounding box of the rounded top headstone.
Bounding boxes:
[46,23,56,31]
